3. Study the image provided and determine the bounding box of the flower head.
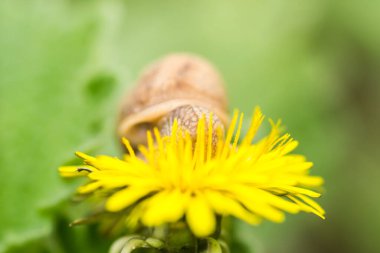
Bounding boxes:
[60,108,325,237]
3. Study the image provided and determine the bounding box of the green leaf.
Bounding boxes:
[0,1,120,251]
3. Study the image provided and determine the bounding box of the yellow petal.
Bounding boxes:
[77,181,102,194]
[142,189,189,226]
[75,152,96,163]
[241,107,264,146]
[122,137,135,158]
[204,190,260,225]
[58,165,93,177]
[296,176,324,186]
[296,194,326,216]
[106,186,156,212]
[276,185,321,198]
[231,113,244,151]
[278,139,299,155]
[220,110,239,158]
[238,198,284,222]
[186,194,216,237]
[125,203,145,229]
[229,186,285,222]
[287,195,325,219]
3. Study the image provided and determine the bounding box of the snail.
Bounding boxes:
[117,53,229,149]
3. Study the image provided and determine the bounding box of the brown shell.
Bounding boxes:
[158,105,225,155]
[117,53,228,147]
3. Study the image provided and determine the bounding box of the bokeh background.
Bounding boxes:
[1,0,380,252]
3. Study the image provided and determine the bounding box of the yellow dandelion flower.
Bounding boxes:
[59,107,325,237]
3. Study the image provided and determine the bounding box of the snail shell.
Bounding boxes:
[159,105,224,150]
[117,53,228,147]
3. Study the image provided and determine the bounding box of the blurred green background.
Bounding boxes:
[1,0,380,252]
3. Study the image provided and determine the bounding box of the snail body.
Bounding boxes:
[118,53,229,148]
